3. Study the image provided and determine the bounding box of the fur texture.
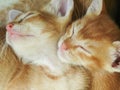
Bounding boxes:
[0,0,91,89]
[0,0,119,26]
[58,0,120,90]
[0,0,50,26]
[6,0,74,73]
[73,0,119,26]
[0,47,90,90]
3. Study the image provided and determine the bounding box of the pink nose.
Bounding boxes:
[60,43,68,51]
[6,24,13,31]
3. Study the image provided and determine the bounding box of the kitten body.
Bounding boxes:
[0,48,90,90]
[2,0,91,89]
[58,0,120,90]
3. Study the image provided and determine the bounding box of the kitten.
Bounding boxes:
[6,0,74,74]
[0,0,50,26]
[1,0,91,89]
[58,0,120,90]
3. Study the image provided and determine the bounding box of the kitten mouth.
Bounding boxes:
[7,30,33,37]
[112,57,120,68]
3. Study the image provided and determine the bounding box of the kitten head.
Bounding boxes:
[6,0,74,64]
[58,0,120,72]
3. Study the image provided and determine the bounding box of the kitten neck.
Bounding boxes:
[21,54,69,76]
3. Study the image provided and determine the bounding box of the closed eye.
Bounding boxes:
[25,12,34,18]
[18,12,34,23]
[76,45,91,55]
[18,18,23,23]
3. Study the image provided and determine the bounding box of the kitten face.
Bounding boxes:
[6,11,56,62]
[58,20,120,72]
[58,0,120,72]
[6,10,68,65]
[6,0,74,66]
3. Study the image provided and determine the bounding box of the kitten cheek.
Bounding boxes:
[58,52,68,63]
[58,47,68,63]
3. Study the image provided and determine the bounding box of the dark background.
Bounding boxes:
[117,0,120,27]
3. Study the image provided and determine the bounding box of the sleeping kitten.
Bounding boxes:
[5,0,74,74]
[0,0,50,26]
[58,0,120,90]
[2,0,91,89]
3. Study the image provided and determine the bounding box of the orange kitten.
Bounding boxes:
[0,0,91,89]
[5,0,74,73]
[58,0,120,90]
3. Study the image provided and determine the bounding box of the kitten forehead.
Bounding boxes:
[15,11,39,21]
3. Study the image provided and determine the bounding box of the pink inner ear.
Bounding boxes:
[6,24,13,31]
[59,0,67,16]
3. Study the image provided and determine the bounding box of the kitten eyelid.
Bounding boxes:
[24,12,34,18]
[76,45,92,56]
[18,12,34,23]
[18,19,23,23]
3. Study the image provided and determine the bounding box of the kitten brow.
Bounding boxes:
[18,12,34,23]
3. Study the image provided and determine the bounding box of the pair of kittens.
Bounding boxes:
[0,0,90,90]
[1,0,120,90]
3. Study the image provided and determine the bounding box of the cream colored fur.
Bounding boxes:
[57,0,120,90]
[2,0,91,89]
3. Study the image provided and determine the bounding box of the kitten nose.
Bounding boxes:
[60,43,68,50]
[6,24,13,31]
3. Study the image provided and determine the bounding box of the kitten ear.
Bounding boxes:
[111,41,120,72]
[43,0,74,17]
[86,0,103,16]
[8,9,23,22]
